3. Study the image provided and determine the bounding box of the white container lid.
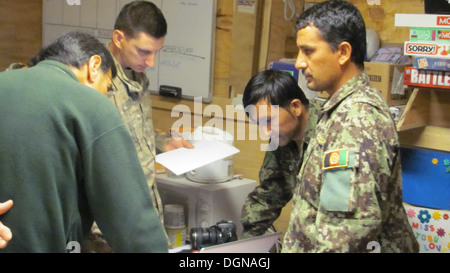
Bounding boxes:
[184,126,234,146]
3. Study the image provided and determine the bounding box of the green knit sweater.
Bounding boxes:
[0,60,168,253]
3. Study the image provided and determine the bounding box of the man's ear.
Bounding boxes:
[87,55,103,83]
[338,41,352,66]
[290,99,303,117]
[112,29,126,49]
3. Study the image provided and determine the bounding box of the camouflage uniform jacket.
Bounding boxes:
[282,73,419,253]
[108,55,171,222]
[240,100,322,238]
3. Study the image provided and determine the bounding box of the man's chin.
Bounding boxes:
[274,138,289,148]
[132,66,147,73]
[278,142,289,147]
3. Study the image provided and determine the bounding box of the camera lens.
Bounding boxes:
[190,227,217,250]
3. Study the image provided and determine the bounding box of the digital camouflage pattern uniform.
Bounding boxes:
[282,73,419,253]
[240,100,322,238]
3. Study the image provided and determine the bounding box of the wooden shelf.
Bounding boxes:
[396,88,430,131]
[399,126,450,152]
[397,87,450,152]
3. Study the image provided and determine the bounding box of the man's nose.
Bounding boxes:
[295,54,307,70]
[145,54,156,67]
[259,124,272,137]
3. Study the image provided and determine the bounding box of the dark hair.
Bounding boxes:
[28,32,117,78]
[243,69,309,116]
[114,1,167,39]
[296,0,366,68]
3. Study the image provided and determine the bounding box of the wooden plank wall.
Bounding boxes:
[264,0,303,67]
[212,1,234,99]
[0,0,42,70]
[229,0,264,98]
[350,0,424,44]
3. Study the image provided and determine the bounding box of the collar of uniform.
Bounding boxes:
[107,43,146,96]
[112,55,144,94]
[304,99,323,145]
[36,60,79,82]
[322,72,369,113]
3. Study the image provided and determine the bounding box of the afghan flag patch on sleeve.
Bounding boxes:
[323,149,349,170]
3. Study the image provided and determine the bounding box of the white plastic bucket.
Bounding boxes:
[183,126,234,183]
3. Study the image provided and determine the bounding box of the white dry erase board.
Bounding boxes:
[42,0,216,102]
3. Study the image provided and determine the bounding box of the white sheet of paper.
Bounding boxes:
[155,140,240,176]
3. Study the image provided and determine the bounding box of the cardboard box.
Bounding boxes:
[364,62,411,106]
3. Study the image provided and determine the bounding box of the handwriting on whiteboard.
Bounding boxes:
[162,45,206,60]
[66,0,80,5]
[160,60,182,69]
[181,1,199,7]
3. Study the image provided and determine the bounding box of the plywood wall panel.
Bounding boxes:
[0,0,42,70]
[350,0,425,45]
[213,0,234,98]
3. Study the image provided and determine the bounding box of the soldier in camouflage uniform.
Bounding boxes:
[282,0,419,252]
[108,52,168,223]
[108,0,192,221]
[240,69,322,238]
[83,2,193,252]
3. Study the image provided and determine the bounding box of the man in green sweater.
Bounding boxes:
[0,32,168,253]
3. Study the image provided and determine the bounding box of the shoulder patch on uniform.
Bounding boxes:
[323,149,349,170]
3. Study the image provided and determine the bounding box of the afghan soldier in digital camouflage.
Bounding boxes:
[282,73,419,253]
[281,0,419,253]
[241,99,322,238]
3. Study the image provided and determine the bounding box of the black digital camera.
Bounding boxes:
[190,220,237,250]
